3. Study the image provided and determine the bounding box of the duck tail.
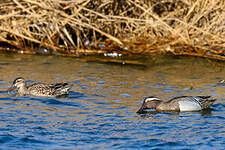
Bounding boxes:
[202,97,216,109]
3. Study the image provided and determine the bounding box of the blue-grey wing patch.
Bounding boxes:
[178,97,202,111]
[178,100,202,111]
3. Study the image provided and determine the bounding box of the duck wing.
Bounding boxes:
[49,83,69,89]
[49,83,71,95]
[176,96,216,111]
[27,83,54,96]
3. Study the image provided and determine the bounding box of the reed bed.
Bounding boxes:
[0,0,225,60]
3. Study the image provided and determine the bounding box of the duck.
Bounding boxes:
[8,77,71,97]
[137,96,216,113]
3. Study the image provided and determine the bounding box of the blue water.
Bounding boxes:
[0,53,225,149]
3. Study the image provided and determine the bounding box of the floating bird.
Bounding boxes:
[137,96,216,113]
[8,77,71,97]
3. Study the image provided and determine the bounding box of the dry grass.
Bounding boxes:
[0,0,225,60]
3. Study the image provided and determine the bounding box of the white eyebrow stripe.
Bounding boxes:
[145,97,161,102]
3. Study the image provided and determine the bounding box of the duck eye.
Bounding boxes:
[16,79,22,82]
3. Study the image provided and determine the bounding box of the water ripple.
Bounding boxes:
[0,54,225,149]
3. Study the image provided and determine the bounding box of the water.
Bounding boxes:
[0,52,224,149]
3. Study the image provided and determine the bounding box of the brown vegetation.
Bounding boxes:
[0,0,225,60]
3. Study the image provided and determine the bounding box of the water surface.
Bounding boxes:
[0,53,224,149]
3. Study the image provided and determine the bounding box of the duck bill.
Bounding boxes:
[136,103,147,114]
[7,85,16,92]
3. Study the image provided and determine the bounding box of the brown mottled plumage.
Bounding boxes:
[8,77,70,97]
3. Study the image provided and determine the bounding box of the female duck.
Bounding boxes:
[8,77,71,97]
[137,96,216,113]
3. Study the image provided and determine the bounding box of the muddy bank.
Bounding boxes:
[0,0,225,61]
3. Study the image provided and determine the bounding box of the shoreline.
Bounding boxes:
[0,0,224,61]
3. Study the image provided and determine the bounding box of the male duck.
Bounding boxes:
[137,96,216,113]
[8,77,71,97]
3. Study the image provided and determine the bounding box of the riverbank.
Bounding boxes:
[0,0,225,61]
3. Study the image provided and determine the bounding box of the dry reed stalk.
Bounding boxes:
[0,0,224,61]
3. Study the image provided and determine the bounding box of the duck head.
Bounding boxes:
[8,77,26,92]
[137,96,162,113]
